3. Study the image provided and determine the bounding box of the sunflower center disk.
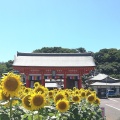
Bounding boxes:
[5,78,18,91]
[73,96,79,101]
[56,95,64,102]
[88,96,94,101]
[33,96,44,106]
[35,88,44,93]
[58,102,66,109]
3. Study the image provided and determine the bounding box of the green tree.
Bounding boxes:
[33,47,78,53]
[94,48,120,79]
[6,60,13,72]
[0,62,7,77]
[76,47,86,53]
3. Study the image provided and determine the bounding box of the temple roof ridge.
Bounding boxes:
[17,51,93,57]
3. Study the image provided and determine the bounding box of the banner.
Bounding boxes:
[44,75,63,79]
[67,76,79,80]
[29,75,41,80]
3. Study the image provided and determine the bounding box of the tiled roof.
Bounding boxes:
[89,73,108,80]
[90,82,120,86]
[13,52,96,67]
[89,73,120,81]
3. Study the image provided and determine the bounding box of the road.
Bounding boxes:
[100,98,120,120]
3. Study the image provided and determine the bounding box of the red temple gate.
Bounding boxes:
[13,52,95,89]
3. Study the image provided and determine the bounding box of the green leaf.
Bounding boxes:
[0,113,10,120]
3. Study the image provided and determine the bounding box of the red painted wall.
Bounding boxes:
[13,66,95,89]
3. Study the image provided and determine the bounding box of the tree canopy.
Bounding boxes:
[0,47,120,79]
[0,60,13,77]
[32,47,87,53]
[94,48,120,79]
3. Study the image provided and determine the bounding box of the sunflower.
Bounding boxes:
[20,85,26,91]
[74,89,80,94]
[87,94,96,104]
[34,85,45,94]
[34,82,40,88]
[53,88,57,92]
[64,91,70,99]
[48,90,54,99]
[92,91,97,95]
[94,97,100,105]
[29,93,46,110]
[80,90,86,98]
[24,88,32,94]
[19,93,26,99]
[53,88,58,95]
[0,90,10,101]
[43,87,49,96]
[85,90,91,97]
[0,85,2,89]
[72,94,81,103]
[45,98,51,106]
[22,95,32,110]
[56,99,69,112]
[73,87,77,91]
[1,72,22,97]
[54,92,66,103]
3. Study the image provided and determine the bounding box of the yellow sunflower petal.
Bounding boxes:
[72,94,81,103]
[56,99,69,112]
[22,95,32,110]
[29,93,46,110]
[87,94,96,104]
[54,92,66,103]
[1,72,22,97]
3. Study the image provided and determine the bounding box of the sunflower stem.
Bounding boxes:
[32,111,34,120]
[9,98,13,120]
[38,110,40,120]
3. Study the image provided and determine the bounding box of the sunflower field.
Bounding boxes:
[0,72,105,120]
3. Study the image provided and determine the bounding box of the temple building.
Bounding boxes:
[12,52,95,89]
[89,73,120,97]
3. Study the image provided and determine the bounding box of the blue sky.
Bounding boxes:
[0,0,120,62]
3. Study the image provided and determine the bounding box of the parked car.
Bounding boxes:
[106,90,116,97]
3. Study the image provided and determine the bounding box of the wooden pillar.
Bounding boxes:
[78,75,82,89]
[64,73,67,89]
[26,74,30,88]
[41,73,45,87]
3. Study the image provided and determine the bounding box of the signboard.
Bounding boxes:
[52,71,56,77]
[100,107,105,118]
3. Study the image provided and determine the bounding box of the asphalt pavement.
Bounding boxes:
[100,98,120,120]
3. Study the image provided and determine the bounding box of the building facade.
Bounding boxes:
[12,52,95,89]
[89,73,120,97]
